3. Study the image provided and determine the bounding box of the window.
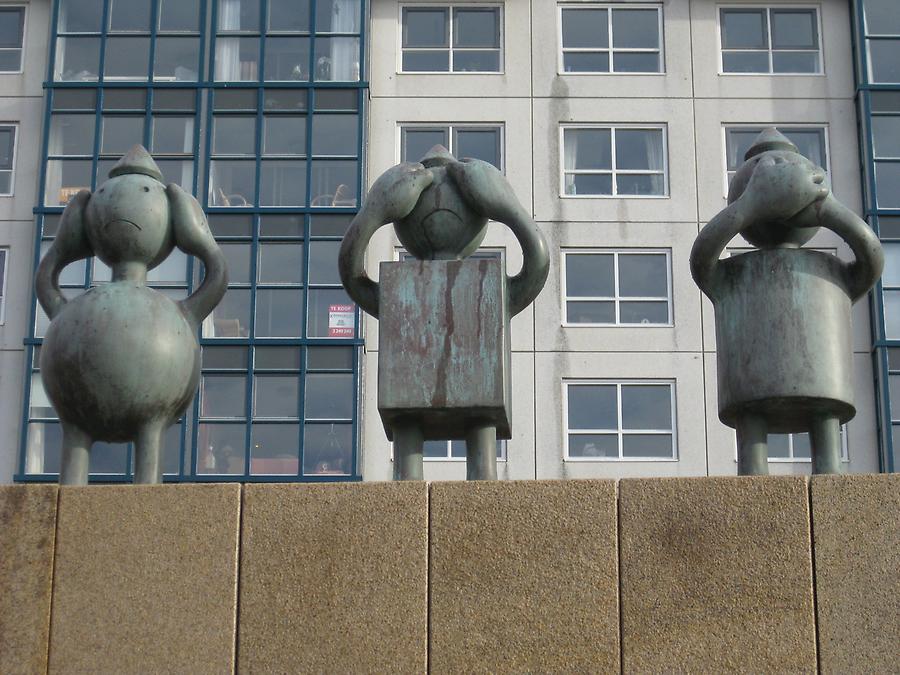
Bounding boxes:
[422,439,506,461]
[0,248,6,324]
[558,4,662,74]
[561,125,667,197]
[0,6,24,72]
[400,124,503,169]
[863,0,900,84]
[871,93,900,209]
[562,250,671,326]
[882,242,900,339]
[565,381,676,459]
[762,428,848,462]
[888,349,900,458]
[400,5,502,72]
[0,124,15,194]
[724,125,827,191]
[719,7,821,74]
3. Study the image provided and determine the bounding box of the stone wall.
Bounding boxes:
[0,475,896,674]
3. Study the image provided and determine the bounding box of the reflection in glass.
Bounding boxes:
[314,38,360,81]
[264,37,310,81]
[152,117,194,154]
[258,243,304,284]
[160,0,201,31]
[402,128,446,163]
[153,37,200,80]
[310,160,356,206]
[202,346,249,370]
[255,346,301,370]
[564,129,612,170]
[303,423,351,475]
[305,373,353,419]
[311,115,357,156]
[269,0,310,32]
[568,385,617,430]
[622,434,672,458]
[454,128,500,168]
[567,301,615,324]
[618,254,667,297]
[200,374,247,418]
[619,301,668,324]
[58,0,103,33]
[104,37,151,79]
[209,160,256,206]
[89,440,129,474]
[215,37,260,81]
[45,159,93,205]
[260,215,304,237]
[109,0,152,32]
[213,116,256,155]
[49,114,95,156]
[454,8,498,47]
[101,116,145,155]
[615,129,664,170]
[209,214,253,237]
[612,9,658,49]
[251,424,299,475]
[218,0,260,31]
[203,287,251,337]
[197,423,246,474]
[569,434,617,458]
[156,159,194,191]
[260,161,307,206]
[264,116,306,155]
[307,346,353,370]
[720,9,767,49]
[147,249,188,285]
[54,37,101,81]
[254,375,300,418]
[25,422,62,475]
[621,385,671,430]
[308,241,341,285]
[217,243,252,284]
[566,254,613,297]
[255,289,303,337]
[316,0,360,33]
[30,373,56,418]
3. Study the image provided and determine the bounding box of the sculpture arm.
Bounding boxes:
[504,204,549,316]
[690,201,746,299]
[35,190,93,320]
[168,183,228,324]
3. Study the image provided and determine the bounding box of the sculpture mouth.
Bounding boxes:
[105,218,142,231]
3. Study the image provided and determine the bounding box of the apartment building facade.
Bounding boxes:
[0,0,896,483]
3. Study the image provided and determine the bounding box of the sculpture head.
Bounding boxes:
[85,146,174,269]
[394,146,488,260]
[728,128,822,249]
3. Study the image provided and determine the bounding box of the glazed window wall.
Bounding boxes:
[18,0,366,483]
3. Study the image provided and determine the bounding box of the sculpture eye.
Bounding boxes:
[143,186,150,192]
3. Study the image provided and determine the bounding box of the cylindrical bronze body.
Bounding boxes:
[714,248,854,433]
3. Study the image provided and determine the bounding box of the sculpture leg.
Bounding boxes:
[392,421,424,481]
[810,414,842,475]
[134,421,165,484]
[736,414,769,476]
[60,422,91,486]
[465,423,497,481]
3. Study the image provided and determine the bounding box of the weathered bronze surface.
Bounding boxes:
[691,129,883,475]
[340,147,548,480]
[35,146,228,485]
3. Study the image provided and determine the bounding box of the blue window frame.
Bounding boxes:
[18,0,367,483]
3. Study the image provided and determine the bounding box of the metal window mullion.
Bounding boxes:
[765,8,774,73]
[610,127,618,196]
[98,0,111,83]
[298,214,312,475]
[147,0,159,82]
[607,7,614,69]
[616,383,624,458]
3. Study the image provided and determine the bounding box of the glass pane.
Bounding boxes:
[726,129,761,169]
[615,129,663,170]
[792,433,812,459]
[152,117,194,154]
[883,244,900,287]
[303,424,351,475]
[771,10,817,49]
[772,52,819,74]
[103,37,150,79]
[316,0,359,33]
[612,52,659,73]
[103,89,145,111]
[453,51,499,72]
[250,424,299,475]
[209,214,253,237]
[255,346,301,370]
[869,40,900,84]
[58,0,103,32]
[101,116,144,155]
[403,8,447,47]
[566,301,615,324]
[308,346,353,370]
[153,89,195,111]
[617,174,664,196]
[305,373,353,419]
[424,440,449,458]
[315,89,358,111]
[55,36,101,81]
[214,88,257,111]
[619,301,669,324]
[49,115,95,156]
[310,160,356,207]
[453,8,499,48]
[218,0,259,31]
[721,9,767,49]
[564,129,611,170]
[214,37,260,80]
[563,52,610,73]
[0,50,21,72]
[254,375,299,418]
[269,0,310,32]
[0,8,23,49]
[882,291,900,339]
[213,116,256,155]
[201,374,247,418]
[569,434,618,458]
[29,373,56,418]
[872,92,900,114]
[24,423,62,474]
[154,37,200,80]
[873,117,900,159]
[209,160,256,207]
[568,384,617,430]
[160,0,201,31]
[211,244,250,285]
[722,51,769,73]
[618,254,667,297]
[308,288,355,338]
[156,159,193,191]
[311,114,358,156]
[263,116,306,156]
[162,424,182,475]
[621,384,671,430]
[612,9,658,49]
[260,160,307,206]
[148,249,187,284]
[567,174,612,196]
[261,215,304,237]
[264,89,308,111]
[786,129,826,166]
[622,434,672,458]
[89,441,128,474]
[109,0,152,32]
[45,159,93,206]
[454,128,500,168]
[310,214,351,236]
[566,253,613,297]
[308,241,341,284]
[767,433,790,458]
[52,89,96,111]
[876,162,900,208]
[403,128,447,163]
[256,289,303,337]
[865,0,900,35]
[258,243,304,284]
[561,8,607,49]
[203,287,251,337]
[313,37,360,81]
[264,36,310,81]
[202,346,249,369]
[197,423,245,473]
[402,51,449,72]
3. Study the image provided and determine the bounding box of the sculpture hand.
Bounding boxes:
[361,162,434,225]
[447,158,527,223]
[740,155,828,224]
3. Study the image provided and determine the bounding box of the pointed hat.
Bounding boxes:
[420,144,455,168]
[108,145,164,182]
[744,127,799,161]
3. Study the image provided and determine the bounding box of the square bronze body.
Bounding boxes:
[378,258,511,440]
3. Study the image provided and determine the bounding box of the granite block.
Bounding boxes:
[0,485,58,675]
[619,476,816,673]
[48,484,241,674]
[429,480,619,674]
[238,482,428,674]
[812,474,900,674]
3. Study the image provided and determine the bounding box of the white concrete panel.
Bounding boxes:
[0,349,26,483]
[534,350,709,479]
[532,0,693,99]
[532,97,698,223]
[0,221,36,350]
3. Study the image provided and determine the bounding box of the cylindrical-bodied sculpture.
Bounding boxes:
[691,129,883,475]
[35,146,228,485]
[339,146,549,480]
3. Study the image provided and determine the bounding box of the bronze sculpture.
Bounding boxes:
[691,129,883,475]
[340,146,549,480]
[35,146,228,485]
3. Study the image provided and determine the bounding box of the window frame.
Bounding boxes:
[397,122,505,171]
[731,426,849,463]
[0,122,17,196]
[557,2,664,76]
[862,2,900,85]
[559,123,669,199]
[563,379,678,461]
[561,249,673,327]
[0,247,7,324]
[0,5,26,74]
[398,3,504,74]
[716,4,824,76]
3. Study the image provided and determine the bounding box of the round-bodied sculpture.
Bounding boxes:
[690,128,884,475]
[36,146,228,485]
[339,146,549,480]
